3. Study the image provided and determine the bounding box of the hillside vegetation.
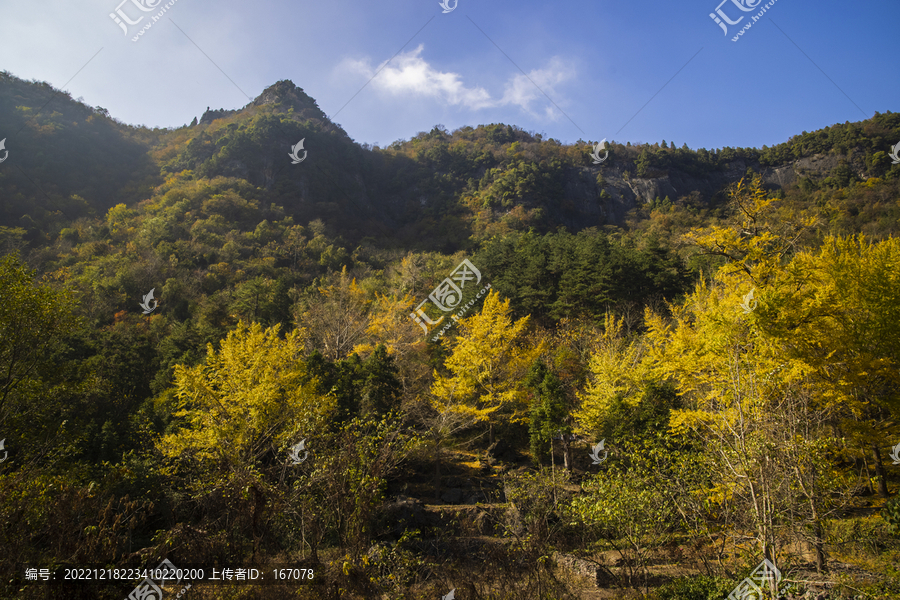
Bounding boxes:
[1,72,899,599]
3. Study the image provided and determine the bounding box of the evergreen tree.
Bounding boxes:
[360,344,401,417]
[635,148,650,177]
[334,353,364,422]
[303,349,335,396]
[525,359,567,465]
[303,349,364,423]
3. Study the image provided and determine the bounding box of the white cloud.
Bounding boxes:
[336,45,574,117]
[500,57,575,120]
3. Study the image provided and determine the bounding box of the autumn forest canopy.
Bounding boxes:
[1,72,900,599]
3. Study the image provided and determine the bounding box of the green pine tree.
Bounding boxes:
[360,344,401,417]
[526,360,567,465]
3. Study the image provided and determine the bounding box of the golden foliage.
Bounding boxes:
[160,321,334,467]
[430,291,542,426]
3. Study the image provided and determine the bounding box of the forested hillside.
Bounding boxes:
[1,72,900,599]
[3,73,899,251]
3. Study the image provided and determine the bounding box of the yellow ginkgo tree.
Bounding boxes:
[764,235,900,498]
[159,321,335,546]
[574,313,654,437]
[637,177,853,575]
[683,174,819,286]
[297,267,372,361]
[644,275,803,570]
[643,233,900,575]
[350,291,431,409]
[161,321,333,466]
[430,290,543,445]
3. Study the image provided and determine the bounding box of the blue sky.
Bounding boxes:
[2,0,897,150]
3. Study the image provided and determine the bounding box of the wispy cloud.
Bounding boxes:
[337,45,574,118]
[499,56,574,120]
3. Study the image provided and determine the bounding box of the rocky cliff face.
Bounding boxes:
[543,154,841,229]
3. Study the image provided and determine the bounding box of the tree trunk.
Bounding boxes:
[873,443,891,498]
[762,545,776,596]
[812,518,826,574]
[550,437,555,471]
[433,439,442,501]
[563,436,572,472]
[796,462,828,574]
[250,484,265,559]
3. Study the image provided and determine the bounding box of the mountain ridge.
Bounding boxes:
[1,72,898,250]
